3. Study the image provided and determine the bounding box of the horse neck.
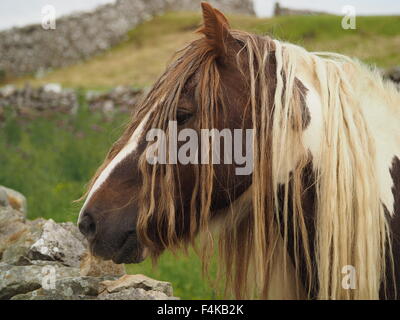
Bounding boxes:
[279,47,400,298]
[296,54,400,216]
[353,67,400,217]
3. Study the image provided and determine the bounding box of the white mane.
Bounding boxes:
[268,39,400,299]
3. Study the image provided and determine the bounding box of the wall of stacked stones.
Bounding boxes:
[0,67,398,122]
[0,0,254,78]
[273,2,328,16]
[0,84,144,121]
[0,185,178,300]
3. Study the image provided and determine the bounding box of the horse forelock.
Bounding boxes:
[78,40,211,215]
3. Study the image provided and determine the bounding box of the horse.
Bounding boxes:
[77,2,400,299]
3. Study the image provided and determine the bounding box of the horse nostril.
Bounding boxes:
[78,211,96,238]
[127,229,136,236]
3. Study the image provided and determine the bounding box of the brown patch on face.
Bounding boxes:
[381,156,400,299]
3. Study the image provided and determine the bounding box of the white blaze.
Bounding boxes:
[78,112,152,223]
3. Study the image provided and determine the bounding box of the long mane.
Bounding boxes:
[270,41,394,299]
[90,29,396,299]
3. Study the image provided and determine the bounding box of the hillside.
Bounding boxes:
[6,12,400,89]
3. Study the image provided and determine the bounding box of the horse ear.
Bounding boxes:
[198,2,235,57]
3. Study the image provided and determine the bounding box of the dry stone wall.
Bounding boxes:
[273,2,328,16]
[0,0,254,78]
[1,66,399,122]
[0,185,178,300]
[0,84,143,122]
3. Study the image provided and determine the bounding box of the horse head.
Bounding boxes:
[78,3,262,266]
[77,2,398,300]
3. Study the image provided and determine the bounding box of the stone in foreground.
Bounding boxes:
[0,186,179,300]
[98,274,178,300]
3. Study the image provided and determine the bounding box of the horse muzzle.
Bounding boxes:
[78,209,146,265]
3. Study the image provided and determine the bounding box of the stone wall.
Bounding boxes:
[0,0,254,78]
[1,66,399,122]
[0,84,78,121]
[0,84,144,122]
[0,185,178,300]
[273,2,328,16]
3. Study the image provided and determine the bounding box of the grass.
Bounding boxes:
[125,250,219,299]
[5,13,400,89]
[0,100,128,222]
[0,12,399,299]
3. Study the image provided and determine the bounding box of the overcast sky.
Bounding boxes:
[0,0,400,30]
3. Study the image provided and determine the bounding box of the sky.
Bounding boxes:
[0,0,400,30]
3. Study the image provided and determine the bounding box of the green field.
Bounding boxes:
[1,12,399,299]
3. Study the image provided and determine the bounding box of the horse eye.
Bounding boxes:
[176,109,193,126]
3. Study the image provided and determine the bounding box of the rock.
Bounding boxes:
[273,2,328,16]
[99,274,174,297]
[0,85,16,98]
[85,90,101,101]
[0,188,9,207]
[11,276,115,300]
[0,84,79,121]
[0,84,144,123]
[0,186,179,300]
[87,86,143,115]
[0,204,25,225]
[1,217,86,267]
[10,274,179,300]
[0,263,80,300]
[0,206,29,260]
[103,100,115,115]
[0,186,27,215]
[43,83,62,94]
[59,222,88,247]
[11,291,91,300]
[1,219,46,265]
[54,276,107,296]
[98,288,176,300]
[28,219,86,267]
[80,251,125,277]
